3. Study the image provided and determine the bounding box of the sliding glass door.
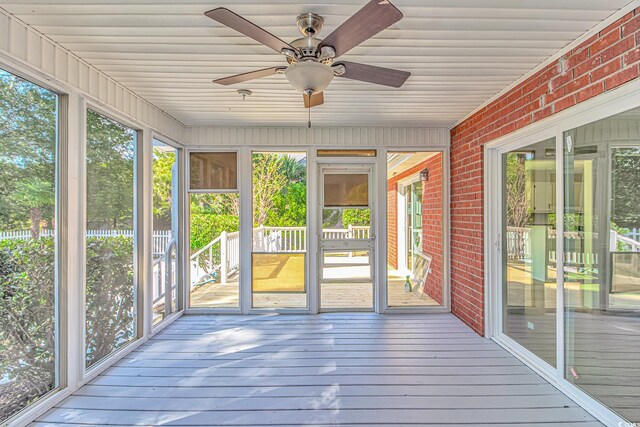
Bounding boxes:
[501,138,557,366]
[563,117,640,423]
[495,107,640,424]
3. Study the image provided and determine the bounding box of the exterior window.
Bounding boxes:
[502,139,557,366]
[386,152,444,307]
[189,152,239,309]
[251,152,307,309]
[0,69,58,421]
[85,109,137,368]
[564,110,640,422]
[152,140,179,325]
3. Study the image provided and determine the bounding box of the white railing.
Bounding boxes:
[611,230,640,253]
[625,227,640,242]
[506,227,640,266]
[253,226,306,252]
[506,227,530,260]
[0,229,172,257]
[190,231,240,288]
[190,225,370,288]
[152,239,177,311]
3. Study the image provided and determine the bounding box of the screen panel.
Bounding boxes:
[189,152,237,190]
[323,173,369,208]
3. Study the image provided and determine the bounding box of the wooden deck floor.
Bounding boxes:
[33,314,602,427]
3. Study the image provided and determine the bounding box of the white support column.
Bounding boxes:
[140,128,153,339]
[375,152,387,313]
[64,92,85,391]
[239,147,252,313]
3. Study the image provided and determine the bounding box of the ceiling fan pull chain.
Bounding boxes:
[308,101,311,128]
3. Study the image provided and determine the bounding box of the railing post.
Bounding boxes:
[348,224,354,257]
[221,231,228,285]
[609,229,618,252]
[165,250,172,318]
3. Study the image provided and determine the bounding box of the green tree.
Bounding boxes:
[253,153,287,226]
[152,149,176,229]
[0,70,56,231]
[611,148,640,229]
[267,182,307,227]
[85,110,135,229]
[10,178,54,238]
[279,155,306,183]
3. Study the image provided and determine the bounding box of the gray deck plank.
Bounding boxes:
[32,313,601,426]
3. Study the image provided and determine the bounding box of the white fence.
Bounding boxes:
[190,225,370,288]
[0,229,173,257]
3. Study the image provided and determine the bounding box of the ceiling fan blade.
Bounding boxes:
[213,67,281,86]
[319,0,403,58]
[205,7,294,54]
[335,61,410,88]
[303,92,324,108]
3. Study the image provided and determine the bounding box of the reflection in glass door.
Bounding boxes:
[501,138,557,367]
[318,166,374,311]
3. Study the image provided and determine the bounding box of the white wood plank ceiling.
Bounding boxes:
[0,0,631,127]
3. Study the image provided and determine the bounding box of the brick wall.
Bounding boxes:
[421,154,443,305]
[449,9,640,335]
[387,153,443,304]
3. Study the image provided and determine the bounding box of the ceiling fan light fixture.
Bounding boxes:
[284,61,334,94]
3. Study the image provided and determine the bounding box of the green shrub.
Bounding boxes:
[85,236,135,367]
[190,214,238,252]
[0,236,135,421]
[0,238,55,422]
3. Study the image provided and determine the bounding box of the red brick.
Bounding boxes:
[623,47,640,66]
[575,82,604,103]
[601,36,635,63]
[591,59,623,82]
[604,65,640,89]
[553,94,577,113]
[590,30,622,56]
[601,11,633,36]
[550,70,574,89]
[622,14,640,37]
[573,55,602,77]
[566,48,590,69]
[533,106,553,121]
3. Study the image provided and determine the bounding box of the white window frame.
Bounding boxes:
[149,134,186,332]
[247,147,312,314]
[382,148,451,314]
[185,147,243,314]
[484,77,640,427]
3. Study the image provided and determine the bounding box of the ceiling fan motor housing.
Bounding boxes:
[296,13,324,37]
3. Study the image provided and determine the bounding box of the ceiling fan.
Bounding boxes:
[204,0,411,110]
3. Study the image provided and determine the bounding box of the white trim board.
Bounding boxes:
[185,126,450,147]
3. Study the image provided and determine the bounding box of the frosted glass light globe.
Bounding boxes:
[284,61,334,94]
